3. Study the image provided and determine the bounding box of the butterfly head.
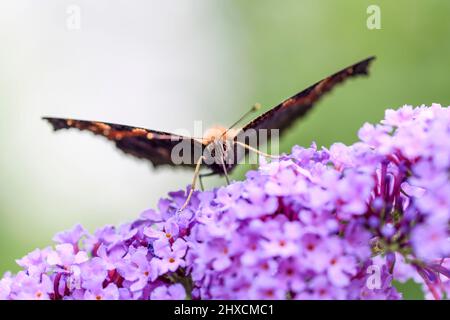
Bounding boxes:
[203,125,239,144]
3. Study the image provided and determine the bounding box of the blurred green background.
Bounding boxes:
[0,0,449,299]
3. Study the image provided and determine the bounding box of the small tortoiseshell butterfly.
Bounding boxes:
[44,56,375,209]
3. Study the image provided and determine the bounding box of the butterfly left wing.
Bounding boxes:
[43,117,204,169]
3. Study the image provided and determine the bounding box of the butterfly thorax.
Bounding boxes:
[201,126,240,168]
[202,125,239,144]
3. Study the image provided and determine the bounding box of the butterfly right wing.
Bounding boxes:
[239,56,375,136]
[43,117,205,169]
[226,57,375,174]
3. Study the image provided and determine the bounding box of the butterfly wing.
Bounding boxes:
[228,57,375,173]
[239,56,375,136]
[43,117,204,169]
[44,57,375,175]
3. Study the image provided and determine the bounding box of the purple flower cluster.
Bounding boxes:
[1,104,449,300]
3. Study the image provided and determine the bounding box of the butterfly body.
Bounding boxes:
[196,125,240,174]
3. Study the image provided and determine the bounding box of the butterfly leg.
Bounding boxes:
[179,156,205,212]
[221,162,230,185]
[199,174,205,191]
[198,171,217,191]
[234,141,281,159]
[217,142,230,185]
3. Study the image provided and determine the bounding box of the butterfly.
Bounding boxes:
[44,56,375,210]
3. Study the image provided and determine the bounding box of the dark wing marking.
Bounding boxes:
[43,117,204,169]
[240,56,375,135]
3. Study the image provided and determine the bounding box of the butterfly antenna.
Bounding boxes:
[220,103,261,139]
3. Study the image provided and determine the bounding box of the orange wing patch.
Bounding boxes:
[43,117,203,169]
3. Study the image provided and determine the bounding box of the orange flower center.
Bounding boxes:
[265,290,274,297]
